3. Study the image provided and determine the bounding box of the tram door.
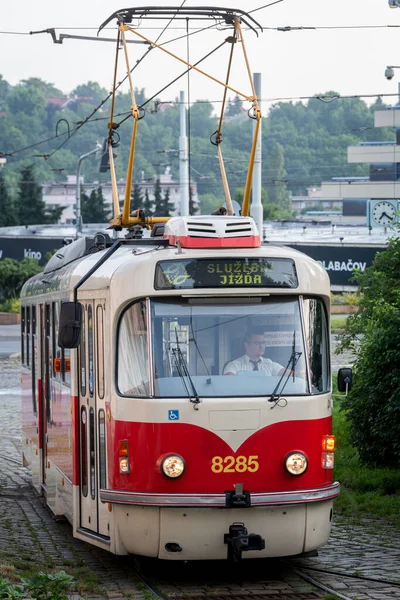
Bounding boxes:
[78,300,109,538]
[39,303,51,488]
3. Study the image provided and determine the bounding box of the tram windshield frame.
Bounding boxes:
[117,295,330,398]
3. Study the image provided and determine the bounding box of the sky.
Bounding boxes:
[2,0,400,111]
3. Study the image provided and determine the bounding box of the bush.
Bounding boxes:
[0,298,20,313]
[338,224,400,468]
[331,292,359,306]
[341,303,400,466]
[0,258,42,300]
[331,293,345,305]
[342,292,359,306]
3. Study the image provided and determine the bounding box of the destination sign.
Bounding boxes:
[154,258,298,290]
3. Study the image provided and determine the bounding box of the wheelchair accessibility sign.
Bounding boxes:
[168,410,180,421]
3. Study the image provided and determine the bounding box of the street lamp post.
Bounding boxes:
[75,143,101,237]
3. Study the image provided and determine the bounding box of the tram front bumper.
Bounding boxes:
[113,499,335,560]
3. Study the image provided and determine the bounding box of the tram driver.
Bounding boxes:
[223,329,287,376]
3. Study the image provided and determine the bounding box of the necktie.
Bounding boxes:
[250,359,260,371]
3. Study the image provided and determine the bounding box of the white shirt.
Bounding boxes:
[223,354,284,376]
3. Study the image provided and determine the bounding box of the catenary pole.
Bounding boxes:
[179,90,190,216]
[75,144,101,237]
[251,73,263,238]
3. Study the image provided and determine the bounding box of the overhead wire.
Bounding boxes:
[3,0,399,165]
[46,0,189,159]
[26,1,271,159]
[1,91,395,161]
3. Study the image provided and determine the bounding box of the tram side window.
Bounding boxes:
[32,306,37,415]
[88,305,94,397]
[21,307,25,365]
[303,298,330,393]
[62,347,71,387]
[118,300,149,397]
[80,308,86,397]
[26,306,30,367]
[45,304,52,425]
[52,302,60,380]
[81,406,88,497]
[98,410,107,490]
[96,305,105,399]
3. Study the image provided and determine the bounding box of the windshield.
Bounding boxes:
[151,297,308,398]
[117,296,330,398]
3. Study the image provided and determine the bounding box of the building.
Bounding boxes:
[291,187,342,214]
[317,107,400,222]
[43,169,198,224]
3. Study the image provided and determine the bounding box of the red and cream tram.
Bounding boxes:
[21,214,339,560]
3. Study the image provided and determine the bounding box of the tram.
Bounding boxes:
[20,214,339,560]
[20,6,340,561]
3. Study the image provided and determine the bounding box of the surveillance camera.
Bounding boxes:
[389,0,400,8]
[385,66,395,80]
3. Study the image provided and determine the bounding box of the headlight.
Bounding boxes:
[161,454,185,479]
[285,452,308,476]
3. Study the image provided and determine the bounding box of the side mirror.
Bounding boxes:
[58,302,82,349]
[337,367,353,393]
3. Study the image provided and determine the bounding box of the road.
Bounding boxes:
[0,356,399,600]
[0,324,20,359]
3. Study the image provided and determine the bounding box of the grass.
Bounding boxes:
[0,553,104,597]
[332,386,400,525]
[330,318,348,333]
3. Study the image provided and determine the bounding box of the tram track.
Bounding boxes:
[293,564,400,587]
[329,536,400,553]
[131,554,400,600]
[130,556,367,600]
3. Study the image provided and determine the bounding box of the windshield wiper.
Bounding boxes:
[268,331,302,408]
[172,331,201,410]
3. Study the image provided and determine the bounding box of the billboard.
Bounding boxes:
[0,236,65,266]
[286,243,386,286]
[0,235,387,287]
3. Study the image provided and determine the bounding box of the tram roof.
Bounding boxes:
[21,236,330,301]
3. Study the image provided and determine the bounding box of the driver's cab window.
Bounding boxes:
[303,298,330,393]
[118,300,149,396]
[151,297,309,398]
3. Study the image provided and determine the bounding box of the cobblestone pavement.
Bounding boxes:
[1,357,400,600]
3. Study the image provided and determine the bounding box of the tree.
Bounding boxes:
[142,188,154,217]
[16,164,64,225]
[0,75,10,111]
[46,204,66,224]
[198,193,221,215]
[152,178,164,216]
[7,81,46,117]
[338,224,400,467]
[81,187,110,223]
[1,77,396,202]
[72,81,108,105]
[233,186,277,220]
[131,182,143,210]
[189,186,199,215]
[161,188,175,216]
[0,258,42,300]
[17,164,47,225]
[225,94,243,117]
[0,170,16,227]
[265,142,291,213]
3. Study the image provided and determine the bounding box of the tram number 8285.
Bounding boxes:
[211,455,260,473]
